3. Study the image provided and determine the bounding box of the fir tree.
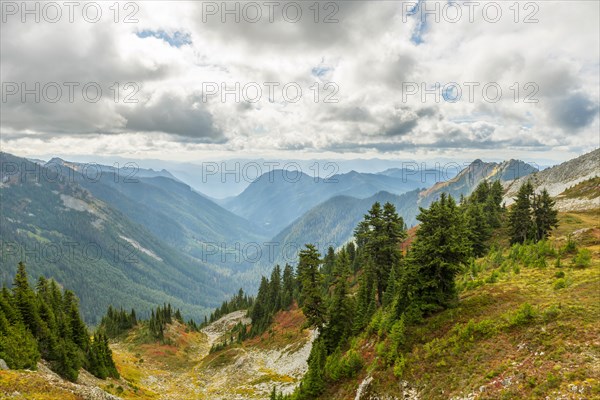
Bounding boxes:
[298,244,326,330]
[269,265,282,313]
[402,194,470,315]
[508,181,535,244]
[281,264,295,310]
[533,189,559,241]
[322,249,353,351]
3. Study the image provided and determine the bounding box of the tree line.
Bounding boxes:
[0,262,118,381]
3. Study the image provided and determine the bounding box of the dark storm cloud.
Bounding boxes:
[383,118,418,137]
[124,94,225,142]
[550,92,599,130]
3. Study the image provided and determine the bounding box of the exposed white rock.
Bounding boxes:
[503,149,599,207]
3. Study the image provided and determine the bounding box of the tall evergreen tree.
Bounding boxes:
[297,244,326,330]
[508,181,535,244]
[354,259,376,332]
[533,189,559,241]
[13,262,41,336]
[354,202,406,304]
[401,194,470,315]
[250,277,271,335]
[463,201,491,257]
[269,265,282,313]
[322,249,353,351]
[281,264,295,309]
[297,338,327,399]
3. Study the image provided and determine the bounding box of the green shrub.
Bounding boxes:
[486,271,500,284]
[542,305,561,322]
[554,257,562,268]
[393,354,407,378]
[324,349,363,381]
[554,271,565,278]
[553,278,567,290]
[562,236,577,254]
[572,249,592,268]
[508,303,536,327]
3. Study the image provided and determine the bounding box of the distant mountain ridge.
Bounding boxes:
[264,158,540,265]
[503,148,600,205]
[222,167,455,235]
[265,190,422,266]
[44,157,181,181]
[419,159,537,208]
[0,152,237,324]
[43,158,268,268]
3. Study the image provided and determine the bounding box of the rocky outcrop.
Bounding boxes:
[503,148,599,207]
[420,159,537,209]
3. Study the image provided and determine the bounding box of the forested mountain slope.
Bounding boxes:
[44,158,268,268]
[0,153,235,324]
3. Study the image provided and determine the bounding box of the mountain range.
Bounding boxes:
[0,153,237,324]
[2,149,597,323]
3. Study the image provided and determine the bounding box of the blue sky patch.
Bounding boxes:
[137,30,192,47]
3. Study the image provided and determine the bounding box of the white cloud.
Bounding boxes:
[1,0,598,162]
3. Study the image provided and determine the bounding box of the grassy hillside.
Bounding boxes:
[318,209,599,400]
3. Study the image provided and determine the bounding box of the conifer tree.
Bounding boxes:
[402,194,470,315]
[13,262,41,336]
[297,338,327,399]
[533,189,559,241]
[508,181,535,244]
[322,249,353,351]
[250,276,271,335]
[298,244,326,330]
[463,201,491,257]
[269,265,282,313]
[354,259,376,332]
[281,264,295,309]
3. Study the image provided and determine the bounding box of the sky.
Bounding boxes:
[1,0,599,165]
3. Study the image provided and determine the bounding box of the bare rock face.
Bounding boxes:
[354,376,421,400]
[503,148,600,207]
[0,359,9,370]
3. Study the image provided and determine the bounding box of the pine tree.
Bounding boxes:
[354,202,406,304]
[13,262,41,336]
[533,189,559,241]
[322,246,336,289]
[508,181,535,244]
[381,202,407,300]
[281,264,295,309]
[0,322,40,369]
[269,265,282,313]
[322,249,353,351]
[298,244,326,330]
[382,262,400,307]
[463,201,491,257]
[354,259,376,332]
[250,276,271,335]
[403,194,470,314]
[487,180,504,227]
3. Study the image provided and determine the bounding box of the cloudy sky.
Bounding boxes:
[1,0,599,164]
